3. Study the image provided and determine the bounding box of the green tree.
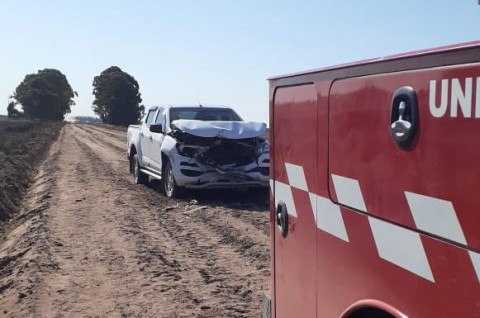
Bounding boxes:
[7,100,22,118]
[92,66,143,126]
[13,69,76,121]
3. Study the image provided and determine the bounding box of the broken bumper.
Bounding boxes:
[171,153,269,189]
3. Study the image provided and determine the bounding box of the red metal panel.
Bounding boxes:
[270,43,480,318]
[315,206,480,317]
[329,63,480,251]
[272,85,317,318]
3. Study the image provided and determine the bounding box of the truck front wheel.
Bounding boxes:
[163,161,183,198]
[132,154,148,184]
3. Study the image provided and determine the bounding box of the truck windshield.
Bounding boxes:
[169,107,242,122]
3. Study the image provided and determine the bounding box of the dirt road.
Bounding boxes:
[0,124,270,317]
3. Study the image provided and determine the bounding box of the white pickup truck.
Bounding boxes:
[127,105,270,197]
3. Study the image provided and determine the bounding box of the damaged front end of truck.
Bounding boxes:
[166,119,270,189]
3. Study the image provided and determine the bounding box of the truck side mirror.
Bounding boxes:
[150,124,163,133]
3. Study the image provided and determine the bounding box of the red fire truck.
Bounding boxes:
[266,41,480,317]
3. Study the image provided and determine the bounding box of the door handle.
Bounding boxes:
[149,136,153,141]
[140,132,144,137]
[390,86,419,149]
[276,202,288,238]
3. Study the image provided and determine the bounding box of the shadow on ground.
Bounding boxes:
[146,181,269,212]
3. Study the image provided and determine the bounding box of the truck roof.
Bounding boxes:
[162,105,233,110]
[269,40,480,81]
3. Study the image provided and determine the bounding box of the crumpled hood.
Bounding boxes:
[171,119,267,139]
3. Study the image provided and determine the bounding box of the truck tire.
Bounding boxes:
[132,154,148,184]
[163,161,183,198]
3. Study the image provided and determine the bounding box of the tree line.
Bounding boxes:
[7,66,144,126]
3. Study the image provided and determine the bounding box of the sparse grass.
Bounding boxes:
[0,120,63,221]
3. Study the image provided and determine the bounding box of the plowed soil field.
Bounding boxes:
[0,124,270,318]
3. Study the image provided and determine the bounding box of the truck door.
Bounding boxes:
[150,107,166,172]
[141,108,156,167]
[326,63,480,316]
[272,84,317,318]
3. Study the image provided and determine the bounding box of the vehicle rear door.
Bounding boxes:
[140,108,156,167]
[272,84,317,318]
[150,106,166,172]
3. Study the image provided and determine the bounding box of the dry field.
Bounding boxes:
[0,123,271,318]
[0,120,63,222]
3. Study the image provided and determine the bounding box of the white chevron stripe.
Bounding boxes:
[275,168,479,284]
[274,181,297,217]
[331,174,367,211]
[405,192,467,245]
[369,217,434,282]
[309,193,349,242]
[468,251,480,282]
[285,163,309,191]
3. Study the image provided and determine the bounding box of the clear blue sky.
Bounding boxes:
[0,0,479,123]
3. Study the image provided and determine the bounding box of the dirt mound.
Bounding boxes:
[0,121,63,222]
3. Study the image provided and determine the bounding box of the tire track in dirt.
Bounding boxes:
[70,125,270,317]
[73,124,125,154]
[149,204,267,317]
[34,129,176,317]
[189,207,270,271]
[71,132,215,316]
[75,124,126,145]
[195,200,270,238]
[69,125,128,176]
[2,124,270,317]
[79,124,127,140]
